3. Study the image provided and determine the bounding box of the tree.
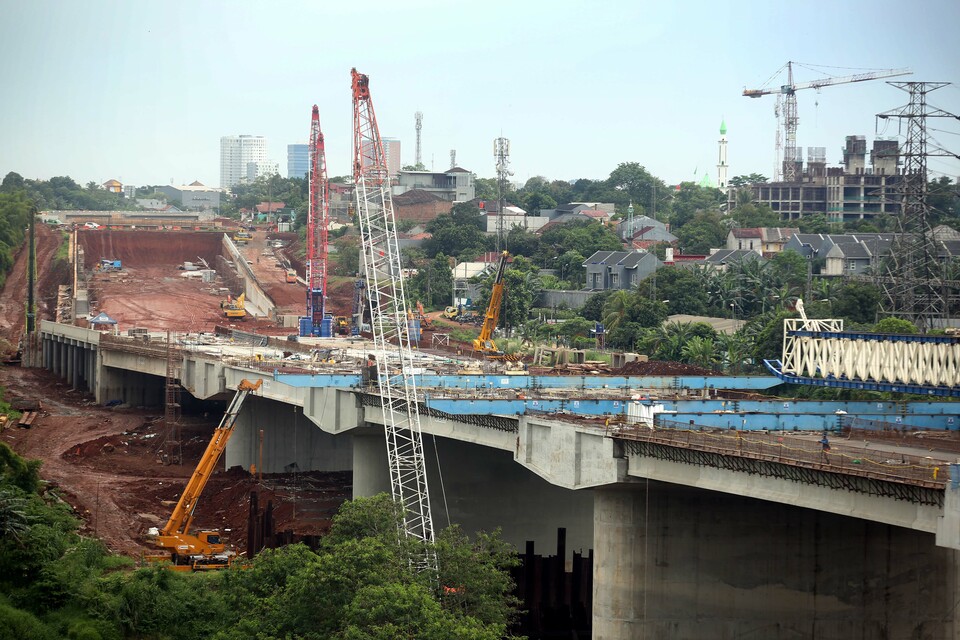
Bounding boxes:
[728,174,769,189]
[579,290,612,322]
[0,172,24,193]
[681,336,719,369]
[873,317,918,334]
[730,202,780,228]
[473,177,498,201]
[669,183,724,230]
[635,267,708,316]
[674,211,726,255]
[770,250,808,289]
[832,282,881,324]
[521,192,556,216]
[333,235,361,276]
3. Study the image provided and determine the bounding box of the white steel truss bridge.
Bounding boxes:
[765,317,960,397]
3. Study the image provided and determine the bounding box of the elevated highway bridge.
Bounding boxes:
[36,319,960,638]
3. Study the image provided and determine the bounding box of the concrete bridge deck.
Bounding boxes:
[36,319,960,638]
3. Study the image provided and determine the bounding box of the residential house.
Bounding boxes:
[583,250,661,291]
[725,227,799,257]
[393,189,453,223]
[620,214,678,249]
[102,179,122,193]
[698,249,766,273]
[394,167,475,202]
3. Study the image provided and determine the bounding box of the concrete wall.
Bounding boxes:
[540,289,595,311]
[593,482,960,639]
[220,235,273,318]
[227,395,353,473]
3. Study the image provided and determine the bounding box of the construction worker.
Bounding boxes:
[366,354,378,387]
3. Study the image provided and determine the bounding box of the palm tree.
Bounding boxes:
[602,290,634,333]
[0,489,31,544]
[681,336,720,369]
[717,332,751,374]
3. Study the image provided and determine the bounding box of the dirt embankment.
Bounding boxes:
[78,229,224,269]
[0,223,64,355]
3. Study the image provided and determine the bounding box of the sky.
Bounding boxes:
[1,0,959,190]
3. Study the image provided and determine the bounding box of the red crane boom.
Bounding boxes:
[306,105,329,333]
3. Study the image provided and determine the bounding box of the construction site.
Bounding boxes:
[4,69,960,638]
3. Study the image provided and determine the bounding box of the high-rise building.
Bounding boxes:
[220,135,267,188]
[246,160,279,183]
[381,137,401,177]
[287,143,309,179]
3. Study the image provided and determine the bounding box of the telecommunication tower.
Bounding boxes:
[351,69,437,574]
[494,137,511,251]
[303,105,330,336]
[744,62,911,181]
[449,149,456,169]
[875,82,959,330]
[415,111,423,167]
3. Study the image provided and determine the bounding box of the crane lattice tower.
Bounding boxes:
[494,137,511,251]
[351,69,437,574]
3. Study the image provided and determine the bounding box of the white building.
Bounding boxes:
[245,160,279,183]
[220,135,267,188]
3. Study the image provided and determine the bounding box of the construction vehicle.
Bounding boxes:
[233,229,251,244]
[146,379,263,570]
[98,259,121,272]
[473,251,509,357]
[442,305,459,319]
[334,315,350,335]
[285,269,298,284]
[221,293,246,320]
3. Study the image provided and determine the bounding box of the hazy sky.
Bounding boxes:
[2,0,958,190]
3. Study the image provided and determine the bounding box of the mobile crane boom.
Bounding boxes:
[473,251,509,355]
[150,378,262,569]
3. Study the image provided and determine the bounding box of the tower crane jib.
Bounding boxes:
[743,62,912,182]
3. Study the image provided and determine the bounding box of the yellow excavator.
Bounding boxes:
[146,379,262,571]
[221,293,246,320]
[472,251,509,357]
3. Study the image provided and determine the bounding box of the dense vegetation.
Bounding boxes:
[0,440,520,639]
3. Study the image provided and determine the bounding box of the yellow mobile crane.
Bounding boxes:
[472,251,509,357]
[146,379,262,571]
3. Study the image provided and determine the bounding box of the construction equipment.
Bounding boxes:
[285,269,298,284]
[350,279,366,336]
[442,305,458,319]
[147,379,262,570]
[302,105,331,337]
[233,230,251,245]
[334,315,350,335]
[744,62,911,181]
[98,259,121,272]
[473,250,509,356]
[352,68,436,574]
[221,293,246,320]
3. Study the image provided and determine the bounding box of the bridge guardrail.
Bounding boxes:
[610,418,948,489]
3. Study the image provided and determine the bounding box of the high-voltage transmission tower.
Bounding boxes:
[874,82,960,331]
[744,62,911,181]
[494,137,511,251]
[304,105,330,336]
[351,68,437,574]
[415,111,423,167]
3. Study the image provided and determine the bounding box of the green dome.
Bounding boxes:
[720,119,727,135]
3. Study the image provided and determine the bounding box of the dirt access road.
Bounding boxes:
[0,226,350,559]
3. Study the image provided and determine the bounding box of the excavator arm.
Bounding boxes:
[473,251,509,355]
[154,379,262,557]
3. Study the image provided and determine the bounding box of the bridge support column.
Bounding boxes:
[593,481,960,639]
[226,397,352,474]
[71,343,80,390]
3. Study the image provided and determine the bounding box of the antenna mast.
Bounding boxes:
[415,111,423,167]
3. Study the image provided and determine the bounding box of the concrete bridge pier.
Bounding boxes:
[226,396,352,475]
[353,431,596,559]
[95,366,164,408]
[592,482,960,640]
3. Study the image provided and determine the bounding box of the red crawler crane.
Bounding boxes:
[305,105,329,335]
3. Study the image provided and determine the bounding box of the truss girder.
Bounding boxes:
[782,322,960,388]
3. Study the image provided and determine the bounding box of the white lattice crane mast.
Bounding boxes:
[305,105,330,336]
[744,62,911,182]
[351,68,437,573]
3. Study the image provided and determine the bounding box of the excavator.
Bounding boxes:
[472,251,509,357]
[221,293,246,320]
[146,379,262,571]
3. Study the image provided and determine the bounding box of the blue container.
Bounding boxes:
[299,317,313,337]
[319,317,334,338]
